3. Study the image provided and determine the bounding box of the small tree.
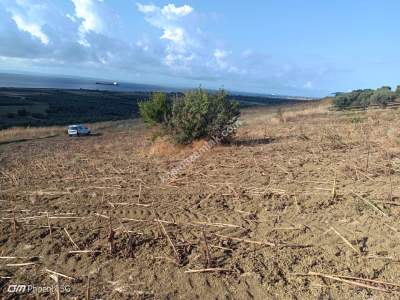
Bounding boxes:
[204,90,240,139]
[168,89,240,144]
[139,89,240,144]
[333,94,351,109]
[168,89,210,144]
[370,89,393,108]
[357,89,374,109]
[138,92,171,125]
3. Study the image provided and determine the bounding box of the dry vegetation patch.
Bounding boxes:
[1,102,400,299]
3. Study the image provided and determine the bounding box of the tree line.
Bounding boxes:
[333,86,400,109]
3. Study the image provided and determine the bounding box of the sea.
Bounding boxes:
[0,72,317,100]
[0,73,176,93]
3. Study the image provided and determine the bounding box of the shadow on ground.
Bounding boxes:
[69,133,103,138]
[0,132,104,146]
[231,137,277,147]
[0,135,59,146]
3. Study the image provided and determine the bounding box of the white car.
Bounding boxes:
[67,124,91,137]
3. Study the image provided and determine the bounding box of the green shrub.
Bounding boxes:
[205,90,240,139]
[138,92,171,125]
[168,89,209,143]
[168,89,240,144]
[370,89,393,108]
[357,90,374,108]
[139,89,241,144]
[333,94,352,109]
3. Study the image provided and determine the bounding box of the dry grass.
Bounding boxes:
[0,120,141,144]
[0,125,65,143]
[1,102,400,299]
[239,100,331,139]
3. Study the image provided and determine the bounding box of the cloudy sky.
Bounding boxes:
[1,0,399,96]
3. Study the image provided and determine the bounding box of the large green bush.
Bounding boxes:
[139,89,240,144]
[357,89,374,108]
[168,89,209,143]
[138,92,171,125]
[370,89,393,108]
[168,89,240,144]
[205,90,240,138]
[333,94,352,109]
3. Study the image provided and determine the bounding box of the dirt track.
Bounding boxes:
[1,104,400,299]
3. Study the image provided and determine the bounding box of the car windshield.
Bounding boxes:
[69,126,78,130]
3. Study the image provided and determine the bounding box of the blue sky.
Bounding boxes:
[0,0,399,96]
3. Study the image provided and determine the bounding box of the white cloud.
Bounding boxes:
[214,49,228,69]
[136,2,195,68]
[214,49,227,60]
[71,0,108,47]
[66,13,77,22]
[0,0,128,68]
[161,27,185,45]
[137,3,157,14]
[12,13,49,45]
[136,3,245,79]
[161,4,193,19]
[212,49,240,74]
[5,0,50,45]
[71,0,103,34]
[164,52,194,68]
[0,1,330,96]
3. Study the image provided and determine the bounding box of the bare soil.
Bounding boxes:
[1,103,400,299]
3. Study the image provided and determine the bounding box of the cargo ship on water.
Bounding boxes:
[95,81,119,86]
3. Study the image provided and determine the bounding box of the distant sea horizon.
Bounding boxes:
[0,72,317,99]
[0,72,179,93]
